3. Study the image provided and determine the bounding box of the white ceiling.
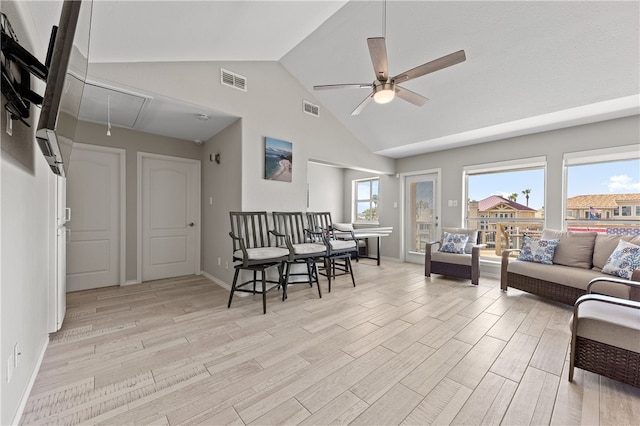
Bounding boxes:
[27,1,640,157]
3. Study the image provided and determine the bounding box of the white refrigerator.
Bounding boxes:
[49,175,69,332]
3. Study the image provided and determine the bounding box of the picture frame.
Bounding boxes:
[264,137,292,182]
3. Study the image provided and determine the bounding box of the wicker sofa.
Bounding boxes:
[501,230,640,305]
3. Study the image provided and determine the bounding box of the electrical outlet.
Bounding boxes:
[14,342,21,367]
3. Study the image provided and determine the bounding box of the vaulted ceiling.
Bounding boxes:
[28,1,640,158]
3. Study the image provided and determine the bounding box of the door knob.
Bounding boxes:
[188,222,195,227]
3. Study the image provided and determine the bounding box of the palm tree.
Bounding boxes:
[522,189,532,206]
[508,193,518,202]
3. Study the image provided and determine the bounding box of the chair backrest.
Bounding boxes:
[272,212,311,244]
[229,211,274,252]
[307,212,333,233]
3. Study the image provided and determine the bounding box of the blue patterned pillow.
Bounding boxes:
[439,232,469,254]
[517,235,560,265]
[602,240,640,280]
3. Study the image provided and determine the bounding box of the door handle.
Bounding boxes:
[188,222,195,227]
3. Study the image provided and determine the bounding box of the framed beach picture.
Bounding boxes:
[264,137,292,182]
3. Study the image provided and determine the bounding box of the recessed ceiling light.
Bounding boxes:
[194,139,203,145]
[197,114,210,121]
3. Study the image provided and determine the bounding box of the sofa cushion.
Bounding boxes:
[593,233,640,270]
[508,260,630,299]
[441,227,478,254]
[439,232,469,254]
[517,236,559,265]
[542,229,597,269]
[601,240,640,280]
[431,251,472,266]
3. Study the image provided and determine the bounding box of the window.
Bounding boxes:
[636,206,640,216]
[464,157,546,260]
[564,146,640,233]
[354,178,379,223]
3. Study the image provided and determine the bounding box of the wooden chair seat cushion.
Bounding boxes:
[329,240,357,251]
[572,296,640,353]
[234,247,289,261]
[289,243,326,256]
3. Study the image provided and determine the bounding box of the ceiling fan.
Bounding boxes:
[314,37,466,116]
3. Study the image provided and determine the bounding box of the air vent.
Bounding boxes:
[303,100,319,117]
[221,68,247,92]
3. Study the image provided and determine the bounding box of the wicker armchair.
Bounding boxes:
[569,276,640,387]
[424,227,483,285]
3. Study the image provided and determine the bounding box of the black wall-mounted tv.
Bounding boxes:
[36,0,91,177]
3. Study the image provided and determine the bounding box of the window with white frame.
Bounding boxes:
[464,157,546,260]
[564,146,640,233]
[354,178,379,223]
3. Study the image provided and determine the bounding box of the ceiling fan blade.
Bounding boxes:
[395,86,429,106]
[393,50,466,84]
[367,37,389,81]
[313,83,373,91]
[351,93,374,116]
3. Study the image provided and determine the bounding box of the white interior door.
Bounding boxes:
[405,173,439,264]
[66,144,124,291]
[140,154,200,281]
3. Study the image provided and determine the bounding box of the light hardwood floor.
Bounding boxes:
[21,261,640,425]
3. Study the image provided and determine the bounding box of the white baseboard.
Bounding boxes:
[201,270,230,291]
[12,337,49,425]
[122,279,140,286]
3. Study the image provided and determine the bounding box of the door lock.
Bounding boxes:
[188,222,195,227]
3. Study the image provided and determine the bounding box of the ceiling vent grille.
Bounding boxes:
[303,100,319,117]
[221,68,247,92]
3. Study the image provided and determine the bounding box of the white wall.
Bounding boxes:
[87,61,395,214]
[201,119,242,286]
[389,116,640,260]
[307,162,344,222]
[1,2,51,423]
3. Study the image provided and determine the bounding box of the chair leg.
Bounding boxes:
[261,270,267,314]
[325,257,332,293]
[253,270,257,294]
[228,268,240,309]
[347,257,356,287]
[282,263,291,301]
[313,260,322,298]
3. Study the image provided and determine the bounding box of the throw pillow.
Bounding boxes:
[601,240,640,280]
[439,232,469,254]
[517,235,560,265]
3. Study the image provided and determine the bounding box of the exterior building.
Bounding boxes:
[469,195,541,252]
[566,193,640,220]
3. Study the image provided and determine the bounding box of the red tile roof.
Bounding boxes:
[477,195,536,212]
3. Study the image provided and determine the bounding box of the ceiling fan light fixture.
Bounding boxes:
[373,83,395,104]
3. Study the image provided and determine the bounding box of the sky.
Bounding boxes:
[468,159,639,210]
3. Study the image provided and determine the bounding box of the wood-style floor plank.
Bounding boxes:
[19,262,640,425]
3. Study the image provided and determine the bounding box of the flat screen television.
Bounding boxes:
[36,0,92,177]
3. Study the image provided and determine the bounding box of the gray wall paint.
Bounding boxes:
[0,2,51,423]
[87,61,395,213]
[73,121,203,282]
[201,119,242,285]
[341,170,400,259]
[389,116,640,259]
[307,162,344,222]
